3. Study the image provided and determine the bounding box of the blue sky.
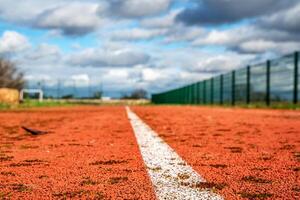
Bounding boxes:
[0,0,299,97]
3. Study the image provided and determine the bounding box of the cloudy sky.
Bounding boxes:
[0,0,299,97]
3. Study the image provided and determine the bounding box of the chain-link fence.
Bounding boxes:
[24,79,103,99]
[152,51,299,106]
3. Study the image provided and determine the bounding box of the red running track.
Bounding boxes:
[133,106,300,200]
[1,105,299,199]
[0,107,155,199]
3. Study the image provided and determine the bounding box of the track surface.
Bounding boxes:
[0,107,155,199]
[133,106,300,199]
[0,106,299,199]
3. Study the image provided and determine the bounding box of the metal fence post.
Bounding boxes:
[266,60,271,106]
[294,51,299,104]
[203,80,207,104]
[220,75,223,105]
[194,84,197,104]
[189,85,192,104]
[246,66,251,104]
[196,83,199,104]
[211,78,214,104]
[232,71,236,106]
[193,84,196,104]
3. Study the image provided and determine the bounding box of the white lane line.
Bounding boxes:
[126,107,223,200]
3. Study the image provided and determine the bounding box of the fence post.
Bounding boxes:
[194,84,197,104]
[187,86,190,104]
[232,71,236,106]
[203,80,207,104]
[196,83,198,104]
[194,84,196,104]
[197,83,199,104]
[189,85,192,104]
[220,75,223,105]
[246,66,251,104]
[211,78,214,104]
[294,51,299,104]
[266,60,271,106]
[185,87,188,104]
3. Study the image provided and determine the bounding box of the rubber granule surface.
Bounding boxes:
[0,106,156,199]
[132,106,300,200]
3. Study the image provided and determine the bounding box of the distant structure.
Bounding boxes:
[20,89,43,102]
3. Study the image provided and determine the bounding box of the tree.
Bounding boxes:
[121,89,148,99]
[0,58,25,90]
[93,91,102,99]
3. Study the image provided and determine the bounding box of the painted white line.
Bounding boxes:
[126,107,223,200]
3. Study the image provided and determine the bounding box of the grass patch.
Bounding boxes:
[0,103,11,110]
[0,100,76,110]
[151,102,300,110]
[20,100,75,108]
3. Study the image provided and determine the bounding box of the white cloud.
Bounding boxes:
[239,40,300,54]
[194,53,254,73]
[110,28,167,41]
[0,31,30,54]
[25,43,61,60]
[193,25,300,54]
[140,9,179,28]
[35,2,105,36]
[71,74,90,84]
[0,0,299,97]
[68,48,150,67]
[0,0,59,23]
[108,0,172,18]
[259,3,300,33]
[164,25,206,43]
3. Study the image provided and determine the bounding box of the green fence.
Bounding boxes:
[152,51,299,106]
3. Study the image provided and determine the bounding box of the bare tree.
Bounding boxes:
[0,58,25,90]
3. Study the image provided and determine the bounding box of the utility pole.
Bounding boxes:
[73,80,76,99]
[57,79,61,99]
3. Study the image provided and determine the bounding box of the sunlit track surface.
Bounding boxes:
[127,107,223,200]
[132,106,300,199]
[0,107,156,199]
